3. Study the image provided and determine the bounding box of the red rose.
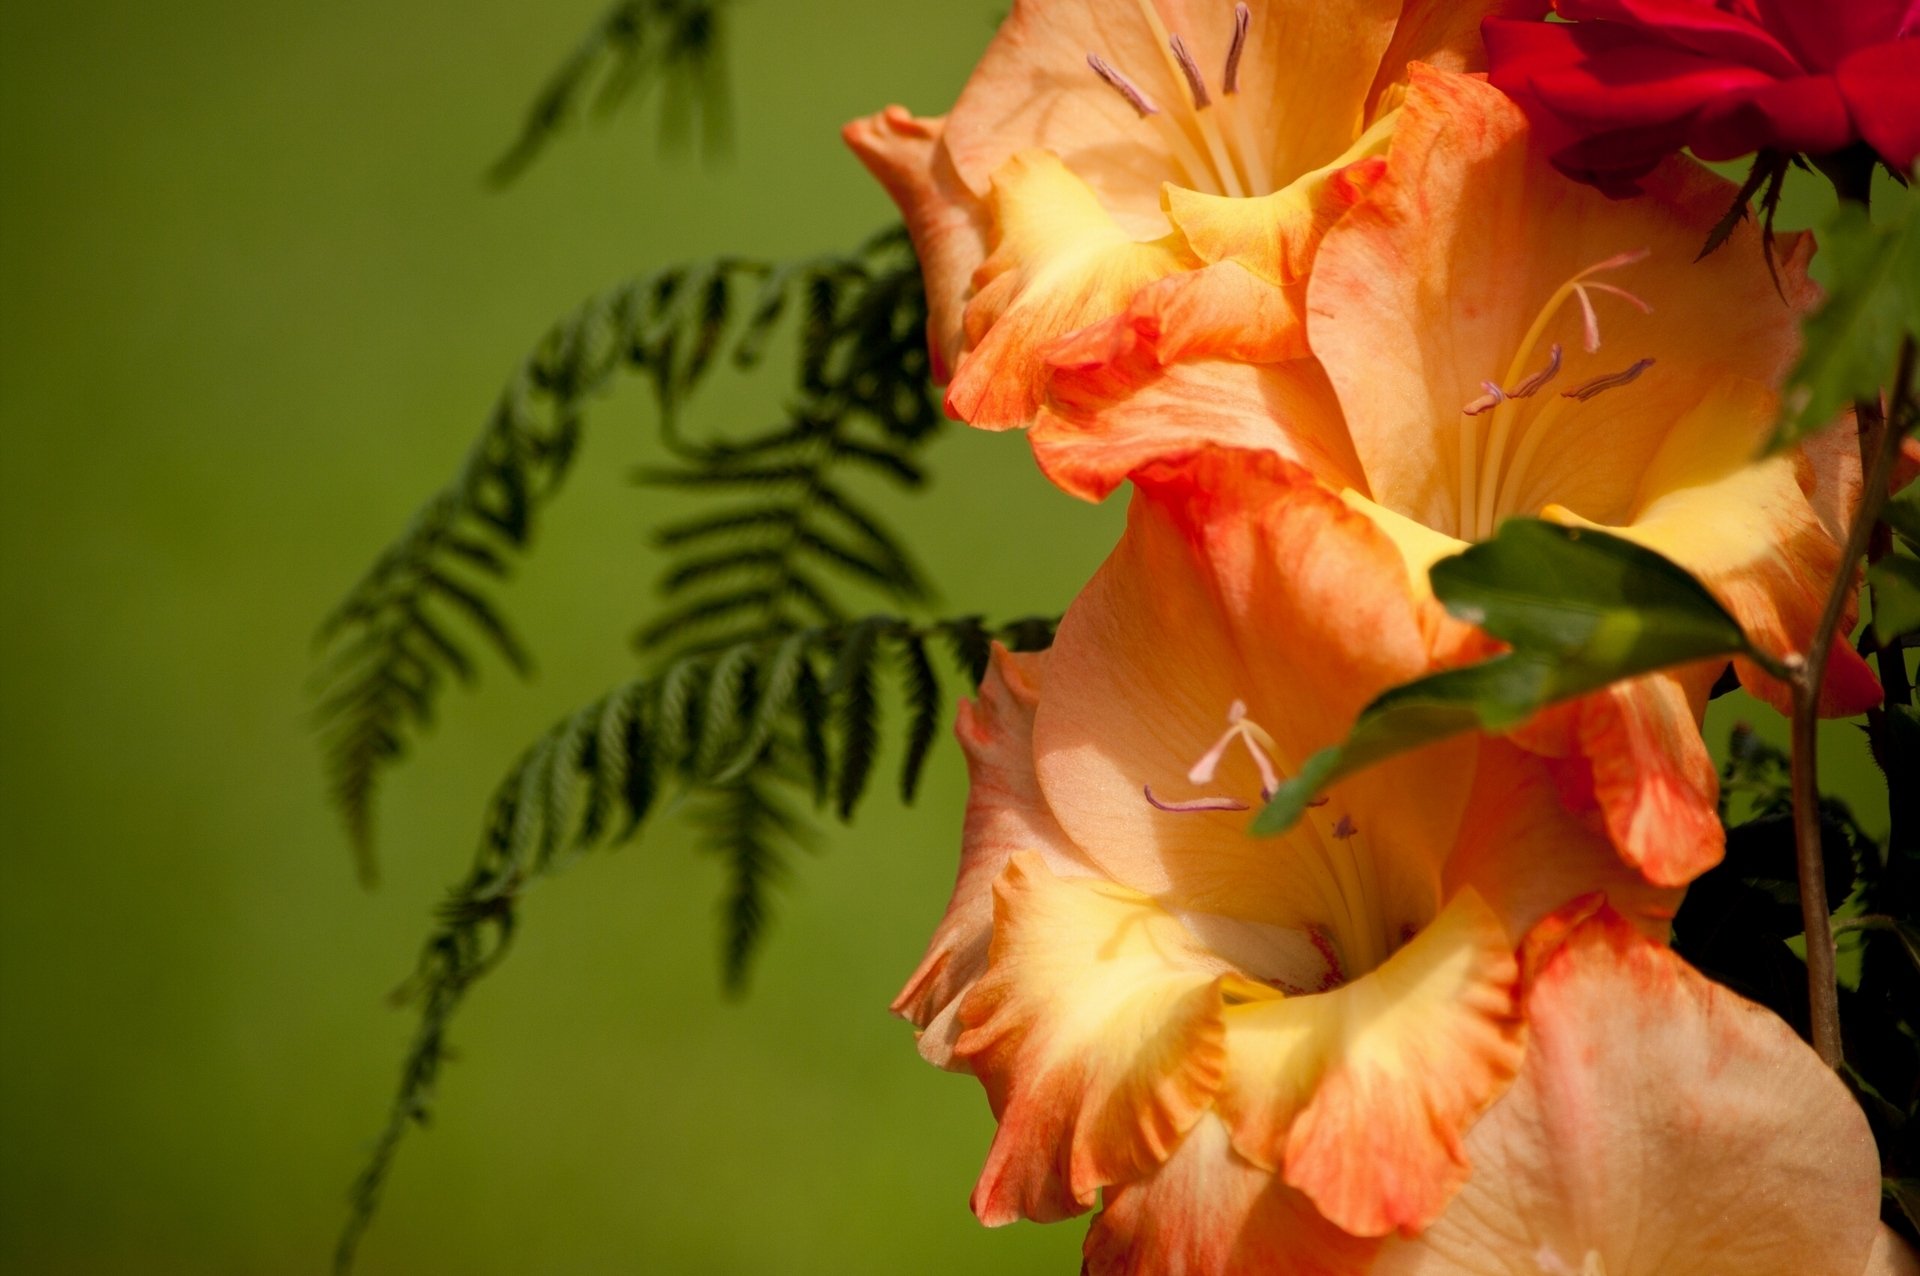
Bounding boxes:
[1484,0,1920,188]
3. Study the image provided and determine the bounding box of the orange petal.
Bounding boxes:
[1082,1114,1381,1276]
[1033,448,1468,931]
[1375,906,1885,1276]
[946,150,1197,431]
[941,0,1405,229]
[892,647,1092,1069]
[1444,738,1684,940]
[1541,379,1881,719]
[1362,0,1545,120]
[1507,668,1724,888]
[1163,129,1389,288]
[955,854,1229,1224]
[1031,271,1361,502]
[1867,1229,1920,1276]
[840,108,988,383]
[1216,889,1524,1237]
[1308,67,1817,540]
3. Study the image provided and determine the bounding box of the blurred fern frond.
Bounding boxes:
[312,227,933,884]
[333,612,1058,1274]
[489,0,729,185]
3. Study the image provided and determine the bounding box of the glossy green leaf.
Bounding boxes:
[1254,521,1754,835]
[1774,181,1920,450]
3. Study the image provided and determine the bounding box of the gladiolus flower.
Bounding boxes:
[843,0,1538,426]
[1484,0,1920,191]
[1375,900,1906,1276]
[1028,67,1879,887]
[896,448,1679,1272]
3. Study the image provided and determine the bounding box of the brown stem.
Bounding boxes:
[1790,337,1915,1068]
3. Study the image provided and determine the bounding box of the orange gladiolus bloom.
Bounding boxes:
[843,0,1530,425]
[1028,66,1879,887]
[898,448,1678,1272]
[1376,901,1905,1276]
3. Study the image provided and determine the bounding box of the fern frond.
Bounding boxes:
[313,231,931,879]
[896,631,940,803]
[488,0,729,187]
[335,609,1059,1269]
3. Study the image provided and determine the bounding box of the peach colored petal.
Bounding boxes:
[955,854,1230,1225]
[946,151,1198,430]
[942,0,1405,231]
[1031,273,1360,502]
[840,107,988,383]
[1374,907,1885,1276]
[1216,890,1524,1237]
[1443,738,1683,940]
[1506,668,1724,888]
[1363,0,1547,120]
[1163,124,1390,287]
[1033,449,1471,933]
[892,647,1092,1069]
[1542,378,1881,719]
[1867,1228,1920,1276]
[1082,1113,1381,1276]
[1308,67,1816,541]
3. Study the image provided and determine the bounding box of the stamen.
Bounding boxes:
[1087,52,1160,117]
[1509,342,1563,398]
[1224,3,1250,94]
[1144,784,1248,814]
[1573,286,1603,353]
[1562,357,1655,402]
[1169,34,1211,109]
[1462,381,1507,417]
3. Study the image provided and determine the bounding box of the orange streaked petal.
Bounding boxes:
[1032,281,1360,501]
[1034,449,1469,928]
[1164,131,1388,288]
[955,854,1229,1224]
[1375,907,1885,1276]
[1363,0,1544,120]
[840,107,988,383]
[1082,1114,1381,1276]
[1508,669,1724,888]
[1444,738,1683,941]
[1542,379,1881,719]
[1309,67,1816,539]
[1217,889,1524,1237]
[941,0,1404,229]
[892,648,1092,1069]
[947,150,1197,431]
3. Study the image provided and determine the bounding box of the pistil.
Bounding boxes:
[1145,700,1395,978]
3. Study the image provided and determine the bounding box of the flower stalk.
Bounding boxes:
[1791,334,1915,1068]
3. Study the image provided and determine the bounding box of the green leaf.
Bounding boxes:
[1253,520,1755,836]
[1774,181,1920,449]
[1429,519,1749,671]
[1884,486,1920,553]
[1869,552,1920,644]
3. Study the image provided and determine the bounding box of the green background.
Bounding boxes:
[0,2,1888,1274]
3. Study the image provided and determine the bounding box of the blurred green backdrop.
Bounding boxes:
[0,1,1116,1271]
[0,2,1889,1274]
